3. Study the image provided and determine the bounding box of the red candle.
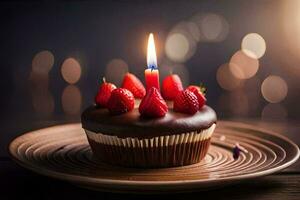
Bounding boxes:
[145,33,160,91]
[145,68,159,91]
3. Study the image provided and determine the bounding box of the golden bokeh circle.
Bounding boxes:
[241,33,266,59]
[261,75,288,103]
[61,58,82,84]
[229,51,259,79]
[32,50,54,75]
[216,63,244,91]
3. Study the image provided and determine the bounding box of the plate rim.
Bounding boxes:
[8,121,300,187]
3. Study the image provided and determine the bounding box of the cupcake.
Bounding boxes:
[81,73,217,168]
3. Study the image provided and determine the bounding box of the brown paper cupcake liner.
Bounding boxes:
[85,124,216,168]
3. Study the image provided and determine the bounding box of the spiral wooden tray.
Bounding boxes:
[9,121,299,193]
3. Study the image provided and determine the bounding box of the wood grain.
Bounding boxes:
[8,121,300,193]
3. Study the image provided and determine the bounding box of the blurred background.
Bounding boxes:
[1,0,300,157]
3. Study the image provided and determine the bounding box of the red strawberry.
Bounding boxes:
[95,79,117,107]
[139,87,168,118]
[187,85,207,109]
[121,73,146,98]
[174,89,199,114]
[107,88,135,115]
[162,74,184,100]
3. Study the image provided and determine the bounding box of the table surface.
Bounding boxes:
[1,119,300,200]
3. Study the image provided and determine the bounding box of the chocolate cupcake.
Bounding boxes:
[81,104,216,168]
[82,69,217,168]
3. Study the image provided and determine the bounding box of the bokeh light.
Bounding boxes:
[30,50,55,116]
[262,103,287,120]
[172,21,200,44]
[261,75,288,103]
[186,21,201,42]
[165,21,199,63]
[216,63,244,91]
[229,50,259,79]
[32,90,55,116]
[61,58,82,84]
[241,33,266,59]
[165,33,190,63]
[32,50,54,75]
[192,13,229,42]
[105,58,129,86]
[62,85,82,115]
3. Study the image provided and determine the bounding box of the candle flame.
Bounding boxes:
[147,33,158,69]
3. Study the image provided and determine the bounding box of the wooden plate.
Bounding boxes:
[9,121,299,193]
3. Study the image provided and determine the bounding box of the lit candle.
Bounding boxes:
[145,33,160,91]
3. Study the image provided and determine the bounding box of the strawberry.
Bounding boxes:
[187,85,207,109]
[139,87,168,118]
[121,73,146,98]
[107,88,135,115]
[162,74,184,100]
[95,79,117,107]
[173,89,199,114]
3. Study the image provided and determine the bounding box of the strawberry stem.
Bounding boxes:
[199,83,206,95]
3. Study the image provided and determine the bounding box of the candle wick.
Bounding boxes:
[150,65,156,71]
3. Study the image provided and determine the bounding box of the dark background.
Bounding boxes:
[1,0,300,157]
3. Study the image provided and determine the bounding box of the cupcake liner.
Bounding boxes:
[85,123,216,168]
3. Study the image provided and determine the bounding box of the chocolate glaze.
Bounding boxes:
[81,105,217,138]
